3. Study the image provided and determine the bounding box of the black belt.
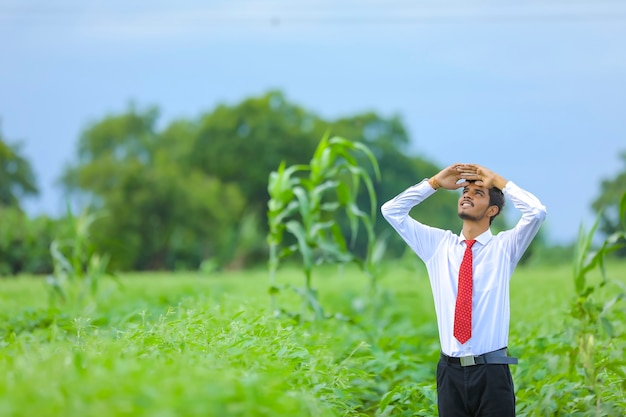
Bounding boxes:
[440,347,518,366]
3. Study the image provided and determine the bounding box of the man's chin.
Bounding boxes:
[458,212,477,221]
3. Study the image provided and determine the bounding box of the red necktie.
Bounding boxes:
[454,239,476,344]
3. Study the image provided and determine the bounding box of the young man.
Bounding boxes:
[381,163,547,417]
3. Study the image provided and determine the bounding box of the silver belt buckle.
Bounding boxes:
[460,355,476,366]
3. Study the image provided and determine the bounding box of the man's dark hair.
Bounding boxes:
[488,186,505,225]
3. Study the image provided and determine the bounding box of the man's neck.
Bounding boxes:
[461,222,490,240]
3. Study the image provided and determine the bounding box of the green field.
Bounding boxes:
[1,261,625,417]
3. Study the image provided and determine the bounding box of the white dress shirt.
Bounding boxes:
[381,179,547,357]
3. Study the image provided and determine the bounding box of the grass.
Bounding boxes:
[0,260,625,416]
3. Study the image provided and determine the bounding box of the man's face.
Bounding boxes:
[458,183,494,222]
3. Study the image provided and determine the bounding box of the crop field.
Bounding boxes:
[1,261,625,417]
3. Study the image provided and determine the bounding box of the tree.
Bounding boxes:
[0,128,38,208]
[0,203,63,276]
[62,105,246,270]
[0,128,48,276]
[591,151,626,256]
[190,91,325,217]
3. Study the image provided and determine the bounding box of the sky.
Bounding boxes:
[1,0,625,245]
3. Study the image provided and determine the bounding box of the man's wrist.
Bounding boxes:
[428,177,440,190]
[493,175,508,190]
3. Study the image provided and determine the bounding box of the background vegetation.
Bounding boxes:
[1,91,625,415]
[5,90,613,276]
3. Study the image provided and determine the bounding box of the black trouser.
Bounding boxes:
[436,359,515,417]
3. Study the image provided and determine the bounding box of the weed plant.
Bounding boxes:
[45,208,117,313]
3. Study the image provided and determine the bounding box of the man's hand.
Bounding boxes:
[430,164,471,190]
[430,164,508,190]
[456,164,508,190]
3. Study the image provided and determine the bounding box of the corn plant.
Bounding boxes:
[46,207,118,311]
[567,192,626,414]
[267,134,380,321]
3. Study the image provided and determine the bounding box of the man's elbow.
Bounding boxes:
[380,201,396,224]
[534,204,548,222]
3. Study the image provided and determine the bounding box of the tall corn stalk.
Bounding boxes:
[568,192,626,414]
[267,134,380,321]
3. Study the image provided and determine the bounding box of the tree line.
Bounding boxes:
[1,91,625,275]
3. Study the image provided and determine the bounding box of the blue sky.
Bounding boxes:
[1,0,625,244]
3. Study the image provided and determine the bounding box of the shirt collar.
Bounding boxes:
[458,229,493,246]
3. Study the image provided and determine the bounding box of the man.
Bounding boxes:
[381,163,547,417]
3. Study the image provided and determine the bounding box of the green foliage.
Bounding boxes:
[0,262,624,416]
[217,211,268,270]
[62,105,246,271]
[58,91,480,271]
[562,191,626,414]
[0,131,48,275]
[190,91,419,259]
[0,206,57,276]
[267,134,380,320]
[526,242,576,265]
[0,128,38,208]
[191,91,324,215]
[592,150,626,256]
[46,207,118,311]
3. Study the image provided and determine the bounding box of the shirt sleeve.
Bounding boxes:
[500,181,548,264]
[381,179,448,261]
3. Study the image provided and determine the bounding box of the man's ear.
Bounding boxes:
[487,205,499,218]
